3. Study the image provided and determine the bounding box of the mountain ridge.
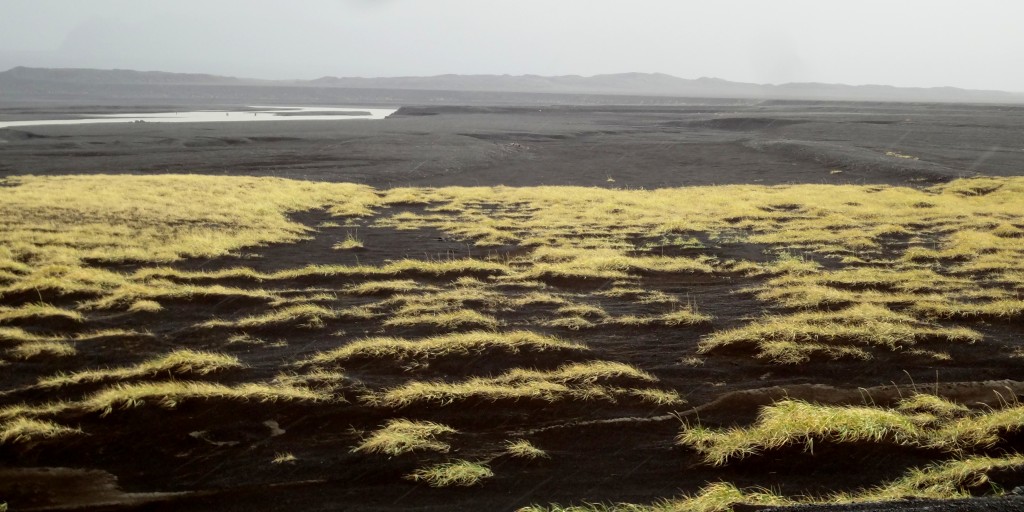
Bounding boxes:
[2,66,1022,104]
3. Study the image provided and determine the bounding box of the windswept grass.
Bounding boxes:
[0,417,81,445]
[678,399,925,466]
[304,330,585,365]
[931,404,1024,449]
[680,396,1024,467]
[0,174,381,264]
[406,460,493,487]
[38,350,243,388]
[505,439,549,459]
[82,380,329,415]
[353,419,456,456]
[521,247,716,281]
[517,482,791,512]
[202,303,338,329]
[7,341,77,359]
[838,454,1024,502]
[333,232,364,250]
[366,361,679,408]
[3,175,1024,510]
[382,308,500,330]
[0,303,84,323]
[699,303,981,364]
[343,279,435,295]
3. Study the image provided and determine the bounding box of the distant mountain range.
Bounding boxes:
[2,66,1022,104]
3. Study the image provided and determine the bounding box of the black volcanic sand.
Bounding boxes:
[3,101,1024,187]
[2,102,1024,512]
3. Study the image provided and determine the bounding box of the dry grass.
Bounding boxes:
[342,279,434,295]
[272,452,298,464]
[930,404,1024,449]
[0,303,84,323]
[202,304,338,329]
[127,299,163,313]
[505,439,549,459]
[699,303,981,364]
[382,308,500,330]
[0,417,81,445]
[353,419,456,456]
[678,399,925,466]
[304,330,585,365]
[37,350,243,388]
[365,361,678,408]
[855,454,1024,501]
[679,395,1024,468]
[333,232,364,250]
[406,460,493,487]
[3,175,1024,510]
[517,482,790,512]
[7,340,77,359]
[81,381,330,415]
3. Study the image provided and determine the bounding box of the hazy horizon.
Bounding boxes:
[3,0,1023,93]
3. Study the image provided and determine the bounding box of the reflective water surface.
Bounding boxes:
[0,106,397,129]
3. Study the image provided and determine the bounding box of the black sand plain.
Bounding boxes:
[2,94,1024,512]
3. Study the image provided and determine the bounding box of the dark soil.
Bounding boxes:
[2,99,1024,512]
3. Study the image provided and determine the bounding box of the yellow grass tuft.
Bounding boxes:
[305,330,585,365]
[38,350,243,388]
[82,381,330,415]
[0,303,84,323]
[406,460,493,487]
[382,308,500,330]
[0,417,81,445]
[678,399,926,466]
[202,304,338,329]
[366,361,677,408]
[8,341,77,359]
[505,439,549,459]
[128,299,163,313]
[353,419,457,456]
[699,303,981,364]
[333,232,364,250]
[272,452,298,464]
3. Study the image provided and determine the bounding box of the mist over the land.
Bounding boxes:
[1,0,1023,93]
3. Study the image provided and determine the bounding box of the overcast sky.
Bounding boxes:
[2,0,1022,91]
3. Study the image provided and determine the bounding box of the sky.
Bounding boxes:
[1,0,1022,92]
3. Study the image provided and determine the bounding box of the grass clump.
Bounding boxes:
[343,279,433,295]
[930,404,1024,449]
[202,304,337,329]
[272,452,297,464]
[897,393,969,417]
[843,454,1024,502]
[81,381,329,415]
[518,482,790,512]
[305,330,585,365]
[0,417,81,445]
[366,361,678,408]
[543,316,597,330]
[699,303,981,364]
[353,419,456,456]
[8,341,77,359]
[678,399,925,466]
[0,303,84,323]
[406,460,493,487]
[382,308,499,330]
[333,232,364,250]
[127,299,163,313]
[38,350,243,388]
[505,439,549,459]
